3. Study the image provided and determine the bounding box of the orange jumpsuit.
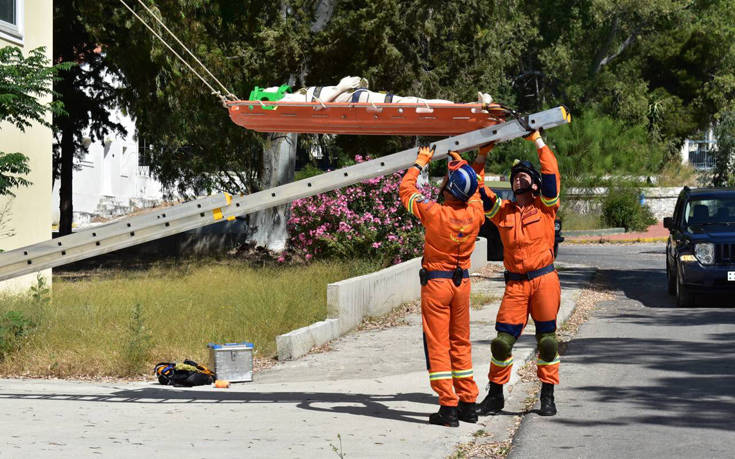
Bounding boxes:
[480,143,561,385]
[399,165,484,407]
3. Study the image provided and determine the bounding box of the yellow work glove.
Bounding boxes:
[415,145,436,168]
[448,151,463,162]
[523,130,541,142]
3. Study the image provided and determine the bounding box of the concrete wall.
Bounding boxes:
[0,0,53,293]
[276,237,488,360]
[565,187,683,221]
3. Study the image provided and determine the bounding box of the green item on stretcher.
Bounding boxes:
[248,84,291,110]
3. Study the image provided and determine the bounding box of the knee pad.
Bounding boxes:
[491,332,516,361]
[536,332,558,362]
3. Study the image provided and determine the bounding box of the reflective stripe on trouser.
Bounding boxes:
[537,354,560,384]
[489,356,514,385]
[421,277,479,406]
[489,270,561,385]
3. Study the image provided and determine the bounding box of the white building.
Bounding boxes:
[681,128,716,170]
[51,72,169,227]
[0,0,54,292]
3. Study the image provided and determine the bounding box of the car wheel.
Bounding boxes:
[666,259,676,295]
[676,271,694,307]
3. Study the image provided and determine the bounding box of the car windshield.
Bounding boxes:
[684,197,735,229]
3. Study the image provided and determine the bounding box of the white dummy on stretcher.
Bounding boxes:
[256,76,494,111]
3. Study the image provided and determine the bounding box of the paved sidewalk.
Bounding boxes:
[565,221,668,243]
[0,263,595,458]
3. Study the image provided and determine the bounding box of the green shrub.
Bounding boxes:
[121,303,152,376]
[0,310,34,360]
[601,187,656,231]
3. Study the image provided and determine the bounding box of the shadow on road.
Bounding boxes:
[599,268,735,309]
[557,332,735,432]
[0,389,437,425]
[558,267,597,290]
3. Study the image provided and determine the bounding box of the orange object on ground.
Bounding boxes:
[227,101,509,136]
[479,141,562,386]
[214,380,230,388]
[399,163,484,406]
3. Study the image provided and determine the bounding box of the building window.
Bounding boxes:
[0,0,22,43]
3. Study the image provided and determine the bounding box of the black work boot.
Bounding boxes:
[477,382,504,416]
[539,383,557,416]
[429,405,460,427]
[457,401,478,423]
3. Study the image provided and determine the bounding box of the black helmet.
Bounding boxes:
[510,160,541,195]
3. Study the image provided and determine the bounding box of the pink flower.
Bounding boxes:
[372,242,381,248]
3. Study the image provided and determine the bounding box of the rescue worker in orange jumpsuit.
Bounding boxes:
[399,145,485,427]
[476,129,561,417]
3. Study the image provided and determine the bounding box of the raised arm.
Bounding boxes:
[473,143,504,222]
[526,131,560,211]
[399,145,437,222]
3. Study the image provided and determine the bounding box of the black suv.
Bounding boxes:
[480,186,564,261]
[664,186,735,306]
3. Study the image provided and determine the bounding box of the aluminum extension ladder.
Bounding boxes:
[0,106,571,282]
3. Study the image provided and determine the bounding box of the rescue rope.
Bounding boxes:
[132,0,237,100]
[117,0,239,105]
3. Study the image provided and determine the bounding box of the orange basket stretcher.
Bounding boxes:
[226,100,511,136]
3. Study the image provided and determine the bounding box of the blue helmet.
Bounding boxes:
[445,161,478,202]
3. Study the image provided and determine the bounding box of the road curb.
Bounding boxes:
[563,228,625,237]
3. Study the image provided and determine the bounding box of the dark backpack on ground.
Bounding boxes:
[154,359,215,387]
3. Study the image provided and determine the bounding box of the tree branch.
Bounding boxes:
[596,29,639,71]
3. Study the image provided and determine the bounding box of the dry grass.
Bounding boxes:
[0,258,381,379]
[357,301,420,331]
[470,292,500,310]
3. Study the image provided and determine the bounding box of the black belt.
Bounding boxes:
[504,264,555,282]
[419,267,469,287]
[426,269,469,280]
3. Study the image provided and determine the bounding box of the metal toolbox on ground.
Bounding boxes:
[207,342,254,382]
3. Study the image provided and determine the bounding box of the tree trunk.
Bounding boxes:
[249,133,297,251]
[248,0,335,251]
[58,125,75,235]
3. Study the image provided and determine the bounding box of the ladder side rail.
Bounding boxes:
[0,207,234,281]
[0,194,230,268]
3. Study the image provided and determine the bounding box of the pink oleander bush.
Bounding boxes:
[288,155,439,266]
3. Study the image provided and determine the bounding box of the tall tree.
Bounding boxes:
[0,46,68,196]
[53,1,126,235]
[713,112,735,187]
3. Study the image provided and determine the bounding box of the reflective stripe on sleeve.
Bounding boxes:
[541,194,559,207]
[406,193,423,216]
[485,197,502,218]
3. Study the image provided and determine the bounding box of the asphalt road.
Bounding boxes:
[510,243,735,458]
